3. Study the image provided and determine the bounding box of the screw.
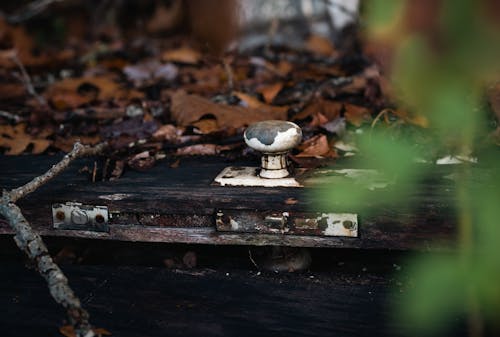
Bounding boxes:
[95,214,105,224]
[71,209,88,225]
[55,210,65,221]
[342,220,356,230]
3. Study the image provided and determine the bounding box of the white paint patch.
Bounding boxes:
[214,167,302,187]
[230,218,239,230]
[318,213,358,237]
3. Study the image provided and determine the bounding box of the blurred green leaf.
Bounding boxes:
[365,0,404,30]
[399,256,467,335]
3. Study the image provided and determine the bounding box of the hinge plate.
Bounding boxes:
[52,202,109,232]
[216,210,358,237]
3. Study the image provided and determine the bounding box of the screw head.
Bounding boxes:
[95,214,105,224]
[71,209,89,225]
[342,220,356,230]
[55,210,65,221]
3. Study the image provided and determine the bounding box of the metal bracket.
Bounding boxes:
[216,210,358,237]
[52,202,109,232]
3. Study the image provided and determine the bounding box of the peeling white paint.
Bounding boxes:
[230,218,240,230]
[317,213,358,237]
[214,167,302,187]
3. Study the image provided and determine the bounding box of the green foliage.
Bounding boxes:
[364,0,403,29]
[319,0,500,335]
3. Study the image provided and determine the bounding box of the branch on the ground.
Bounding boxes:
[3,0,65,24]
[0,110,24,123]
[0,202,93,336]
[8,142,107,203]
[9,51,48,107]
[0,141,107,337]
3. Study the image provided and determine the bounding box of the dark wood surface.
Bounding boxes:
[0,155,463,250]
[0,262,467,337]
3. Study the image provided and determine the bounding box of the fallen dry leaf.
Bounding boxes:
[294,99,343,121]
[305,34,337,56]
[170,91,287,129]
[309,112,329,127]
[344,104,372,127]
[296,134,335,158]
[147,0,183,33]
[153,124,183,142]
[176,143,218,156]
[45,76,144,109]
[53,135,101,153]
[0,83,26,100]
[123,60,178,86]
[127,151,156,171]
[0,124,51,155]
[233,91,288,116]
[192,118,219,134]
[59,325,112,337]
[256,82,284,103]
[162,46,201,64]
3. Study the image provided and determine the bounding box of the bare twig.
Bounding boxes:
[4,0,65,24]
[9,142,107,203]
[248,249,259,269]
[9,51,47,106]
[0,110,24,123]
[0,142,107,337]
[222,58,234,92]
[0,201,93,336]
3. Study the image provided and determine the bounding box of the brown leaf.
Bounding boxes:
[153,124,183,142]
[294,99,342,121]
[123,60,178,86]
[296,134,335,158]
[53,135,101,153]
[305,35,337,56]
[192,118,218,134]
[176,143,218,156]
[127,151,156,171]
[233,91,288,116]
[0,83,26,100]
[309,112,329,127]
[0,124,51,155]
[162,46,201,64]
[256,82,284,104]
[46,76,144,109]
[110,160,125,181]
[170,91,287,129]
[59,325,112,337]
[147,0,183,33]
[344,104,372,127]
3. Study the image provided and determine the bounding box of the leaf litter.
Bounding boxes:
[0,3,482,180]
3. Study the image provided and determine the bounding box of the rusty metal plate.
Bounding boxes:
[52,202,109,232]
[216,210,358,237]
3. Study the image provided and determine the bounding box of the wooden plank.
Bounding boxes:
[0,264,469,337]
[0,155,464,249]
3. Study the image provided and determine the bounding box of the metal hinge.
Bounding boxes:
[216,210,358,237]
[52,202,109,232]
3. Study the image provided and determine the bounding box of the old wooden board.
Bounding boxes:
[0,263,469,337]
[0,155,470,250]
